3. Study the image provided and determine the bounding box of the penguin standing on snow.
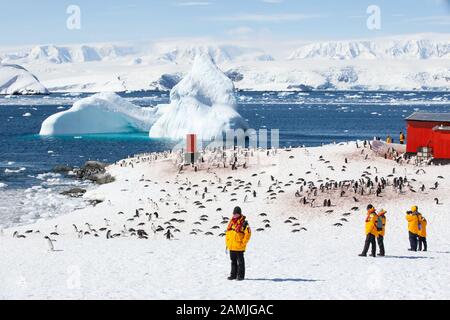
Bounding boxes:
[44,236,55,252]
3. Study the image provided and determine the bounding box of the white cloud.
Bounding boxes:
[406,15,450,25]
[213,13,321,22]
[175,1,211,6]
[226,26,255,37]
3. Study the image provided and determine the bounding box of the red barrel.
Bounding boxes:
[186,134,197,153]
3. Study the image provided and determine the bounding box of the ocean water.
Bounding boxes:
[0,90,449,227]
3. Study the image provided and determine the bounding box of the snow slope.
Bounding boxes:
[149,54,248,140]
[1,143,449,299]
[0,64,48,95]
[39,92,157,135]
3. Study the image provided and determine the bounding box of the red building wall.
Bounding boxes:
[433,130,450,159]
[406,121,439,153]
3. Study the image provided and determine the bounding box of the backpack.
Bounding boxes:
[376,216,383,231]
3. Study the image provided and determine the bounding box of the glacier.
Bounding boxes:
[149,53,248,140]
[39,92,157,135]
[0,64,48,95]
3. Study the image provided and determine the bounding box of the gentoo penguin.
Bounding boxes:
[44,236,55,252]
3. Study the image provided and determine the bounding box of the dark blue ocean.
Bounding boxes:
[0,90,449,227]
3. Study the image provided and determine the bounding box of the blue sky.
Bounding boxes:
[1,0,449,46]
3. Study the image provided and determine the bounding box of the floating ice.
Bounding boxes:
[22,112,31,117]
[149,53,248,140]
[0,183,7,188]
[4,167,26,173]
[39,92,158,135]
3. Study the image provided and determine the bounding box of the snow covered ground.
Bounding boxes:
[1,33,450,93]
[1,142,449,299]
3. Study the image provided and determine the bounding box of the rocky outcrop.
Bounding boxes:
[74,161,115,185]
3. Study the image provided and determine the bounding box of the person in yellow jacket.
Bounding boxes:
[406,206,422,251]
[386,136,392,144]
[359,204,378,257]
[225,206,251,280]
[399,132,405,145]
[418,216,427,252]
[376,209,387,256]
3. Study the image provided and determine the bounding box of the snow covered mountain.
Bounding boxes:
[1,44,138,64]
[156,44,274,64]
[288,35,450,60]
[0,64,48,95]
[1,34,449,92]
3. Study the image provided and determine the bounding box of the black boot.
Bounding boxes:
[228,276,236,280]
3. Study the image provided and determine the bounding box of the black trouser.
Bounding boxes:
[230,250,245,279]
[418,236,427,251]
[409,232,418,251]
[377,235,385,256]
[361,234,376,256]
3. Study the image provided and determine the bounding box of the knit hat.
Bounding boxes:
[367,204,374,210]
[233,206,242,215]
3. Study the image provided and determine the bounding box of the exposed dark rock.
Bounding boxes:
[53,165,74,174]
[286,84,314,91]
[74,161,115,185]
[60,187,86,198]
[225,70,244,82]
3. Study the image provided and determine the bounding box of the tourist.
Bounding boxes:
[225,206,252,280]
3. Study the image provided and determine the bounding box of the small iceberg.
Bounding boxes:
[149,53,248,140]
[39,92,158,135]
[5,167,26,174]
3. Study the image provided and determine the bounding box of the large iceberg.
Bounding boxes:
[39,92,157,135]
[38,54,248,139]
[149,53,248,140]
[0,64,48,95]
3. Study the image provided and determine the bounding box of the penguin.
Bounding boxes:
[44,236,55,252]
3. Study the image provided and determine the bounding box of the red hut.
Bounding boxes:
[406,112,450,160]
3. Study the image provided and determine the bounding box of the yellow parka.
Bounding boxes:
[365,209,379,236]
[406,213,422,234]
[377,212,387,237]
[226,215,251,252]
[418,217,427,238]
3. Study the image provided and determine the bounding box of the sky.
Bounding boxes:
[0,0,449,46]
